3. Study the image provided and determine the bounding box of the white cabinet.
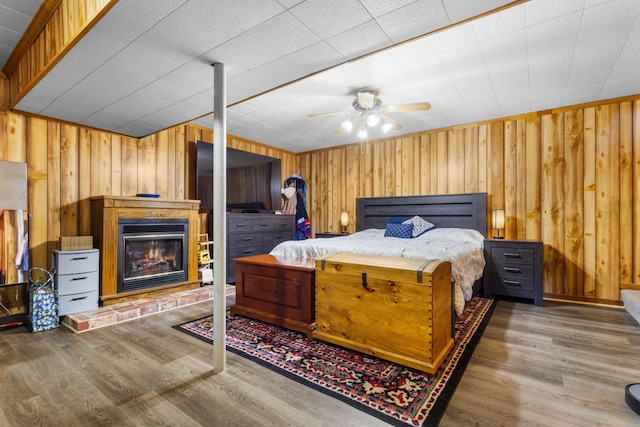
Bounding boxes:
[52,249,99,315]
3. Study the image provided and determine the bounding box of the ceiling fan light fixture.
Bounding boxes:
[366,113,380,127]
[341,120,354,132]
[357,126,368,139]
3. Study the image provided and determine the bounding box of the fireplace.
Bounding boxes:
[118,219,188,293]
[91,195,201,306]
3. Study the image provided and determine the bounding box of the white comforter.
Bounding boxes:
[269,228,486,315]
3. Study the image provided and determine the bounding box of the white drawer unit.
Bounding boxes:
[52,249,100,315]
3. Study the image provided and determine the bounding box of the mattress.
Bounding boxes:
[270,227,486,315]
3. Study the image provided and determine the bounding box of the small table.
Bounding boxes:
[231,254,316,339]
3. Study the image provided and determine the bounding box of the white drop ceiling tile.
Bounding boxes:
[110,44,186,79]
[42,95,101,123]
[276,0,305,8]
[524,0,586,27]
[359,0,416,18]
[245,11,321,57]
[96,3,163,42]
[306,63,368,91]
[443,0,517,23]
[1,0,40,16]
[135,2,242,58]
[0,26,20,47]
[438,43,484,74]
[290,0,371,39]
[375,0,450,44]
[194,0,285,31]
[76,27,130,60]
[72,64,157,106]
[608,27,640,80]
[120,0,188,22]
[478,29,527,60]
[0,4,32,32]
[326,20,393,58]
[202,30,281,77]
[526,12,582,48]
[115,121,161,138]
[249,57,306,92]
[581,0,640,30]
[354,51,402,77]
[159,61,214,96]
[471,4,526,41]
[283,41,344,75]
[389,37,436,66]
[600,76,640,99]
[428,23,477,54]
[568,22,634,87]
[563,84,604,105]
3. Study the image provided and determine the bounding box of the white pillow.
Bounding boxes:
[402,215,434,238]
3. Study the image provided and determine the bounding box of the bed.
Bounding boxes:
[270,192,488,316]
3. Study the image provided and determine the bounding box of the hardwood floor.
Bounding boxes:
[1,295,639,426]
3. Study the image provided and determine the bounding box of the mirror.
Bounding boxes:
[0,160,28,324]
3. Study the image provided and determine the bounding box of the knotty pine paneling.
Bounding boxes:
[3,96,640,305]
[8,0,115,107]
[300,97,640,305]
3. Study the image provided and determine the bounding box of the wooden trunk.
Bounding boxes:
[314,252,453,374]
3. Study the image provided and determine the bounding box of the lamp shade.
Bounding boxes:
[340,211,350,227]
[492,209,505,230]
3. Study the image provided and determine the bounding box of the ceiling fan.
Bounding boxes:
[308,88,431,139]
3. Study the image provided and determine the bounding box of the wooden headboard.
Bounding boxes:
[356,193,487,236]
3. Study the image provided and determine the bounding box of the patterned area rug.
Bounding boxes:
[174,297,496,427]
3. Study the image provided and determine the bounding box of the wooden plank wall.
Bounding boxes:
[297,99,640,304]
[8,0,116,107]
[1,97,639,304]
[0,113,296,277]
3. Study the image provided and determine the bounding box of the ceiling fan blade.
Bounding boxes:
[307,111,351,118]
[382,102,431,113]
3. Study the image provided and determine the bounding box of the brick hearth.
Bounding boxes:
[62,285,234,333]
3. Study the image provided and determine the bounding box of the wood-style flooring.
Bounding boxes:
[1,294,639,426]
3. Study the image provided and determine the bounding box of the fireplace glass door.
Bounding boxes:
[118,219,189,293]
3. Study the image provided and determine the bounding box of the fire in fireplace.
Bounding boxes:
[117,218,189,293]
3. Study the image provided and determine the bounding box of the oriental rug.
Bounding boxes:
[174,296,496,427]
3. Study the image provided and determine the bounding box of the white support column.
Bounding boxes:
[212,62,227,373]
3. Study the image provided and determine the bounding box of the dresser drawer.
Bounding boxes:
[252,216,295,232]
[228,216,255,232]
[491,277,536,296]
[264,233,292,251]
[491,262,535,279]
[57,271,99,295]
[53,249,99,274]
[58,290,99,316]
[229,233,264,248]
[490,246,535,264]
[229,244,264,259]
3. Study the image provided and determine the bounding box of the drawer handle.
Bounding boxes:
[71,256,89,260]
[258,223,269,227]
[70,296,88,301]
[242,237,253,241]
[242,249,253,254]
[503,252,521,258]
[71,276,88,281]
[503,280,521,287]
[236,224,247,228]
[503,267,521,273]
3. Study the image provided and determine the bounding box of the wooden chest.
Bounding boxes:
[314,252,453,374]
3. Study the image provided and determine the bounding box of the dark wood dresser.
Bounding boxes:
[226,213,295,283]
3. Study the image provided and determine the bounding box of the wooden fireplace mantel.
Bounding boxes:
[90,195,201,306]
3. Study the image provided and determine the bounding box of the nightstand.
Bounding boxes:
[483,239,543,306]
[315,232,348,238]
